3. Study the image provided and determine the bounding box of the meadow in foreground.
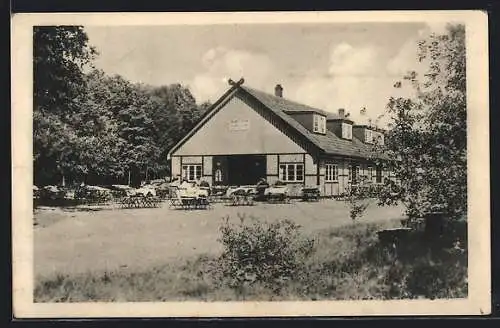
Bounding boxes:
[35,216,467,302]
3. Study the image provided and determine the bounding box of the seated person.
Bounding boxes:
[179,179,191,188]
[179,179,195,196]
[199,180,210,188]
[169,176,182,187]
[198,180,211,196]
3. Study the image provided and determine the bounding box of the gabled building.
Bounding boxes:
[168,78,394,196]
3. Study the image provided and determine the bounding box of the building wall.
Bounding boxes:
[266,154,279,184]
[203,156,212,176]
[320,158,342,196]
[171,155,212,182]
[182,156,201,164]
[280,154,303,162]
[267,175,279,185]
[305,154,316,176]
[171,156,181,179]
[303,153,318,189]
[338,161,349,195]
[316,158,393,196]
[169,91,394,192]
[171,153,394,195]
[173,96,306,156]
[276,153,306,197]
[172,152,313,187]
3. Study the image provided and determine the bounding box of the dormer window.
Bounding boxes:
[313,114,326,134]
[372,131,385,146]
[342,123,352,140]
[365,129,373,144]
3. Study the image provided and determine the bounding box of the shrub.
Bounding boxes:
[346,195,369,221]
[344,178,372,221]
[214,215,315,292]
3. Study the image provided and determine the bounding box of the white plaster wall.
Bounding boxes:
[174,96,306,156]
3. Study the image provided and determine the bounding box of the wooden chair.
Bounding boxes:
[169,187,185,209]
[227,188,254,206]
[196,196,212,210]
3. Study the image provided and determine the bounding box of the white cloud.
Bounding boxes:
[388,21,455,77]
[386,38,419,77]
[385,20,455,97]
[293,42,397,127]
[189,47,275,102]
[328,42,378,76]
[294,75,398,127]
[418,21,450,37]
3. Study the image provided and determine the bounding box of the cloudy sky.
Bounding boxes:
[84,22,449,127]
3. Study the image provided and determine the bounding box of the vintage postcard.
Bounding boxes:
[11,11,490,318]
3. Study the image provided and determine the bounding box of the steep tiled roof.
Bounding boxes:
[241,86,334,117]
[241,86,385,159]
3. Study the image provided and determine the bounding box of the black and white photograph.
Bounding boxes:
[11,11,490,317]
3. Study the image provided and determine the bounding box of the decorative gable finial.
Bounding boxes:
[228,77,245,86]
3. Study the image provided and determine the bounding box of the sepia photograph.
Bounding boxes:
[11,11,490,317]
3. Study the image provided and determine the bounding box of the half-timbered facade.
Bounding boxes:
[168,79,395,196]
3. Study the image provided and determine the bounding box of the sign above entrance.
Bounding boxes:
[228,119,250,131]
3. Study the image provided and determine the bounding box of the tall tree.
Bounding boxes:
[34,26,97,115]
[146,84,209,176]
[379,24,466,220]
[33,26,211,187]
[33,26,97,186]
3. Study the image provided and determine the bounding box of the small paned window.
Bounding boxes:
[279,163,304,182]
[313,114,326,134]
[181,164,202,181]
[325,164,338,182]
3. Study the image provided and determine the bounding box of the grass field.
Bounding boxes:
[33,200,467,302]
[34,199,405,278]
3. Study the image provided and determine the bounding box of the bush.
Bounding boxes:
[213,215,315,292]
[344,178,373,221]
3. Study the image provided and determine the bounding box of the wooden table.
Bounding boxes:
[119,196,162,209]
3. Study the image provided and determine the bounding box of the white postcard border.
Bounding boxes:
[11,10,490,318]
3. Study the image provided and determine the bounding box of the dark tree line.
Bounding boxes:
[34,26,210,187]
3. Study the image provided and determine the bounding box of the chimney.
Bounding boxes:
[274,84,283,98]
[338,108,345,118]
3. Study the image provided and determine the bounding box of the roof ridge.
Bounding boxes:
[239,84,387,160]
[241,85,338,118]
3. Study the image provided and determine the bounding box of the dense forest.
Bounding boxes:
[33,26,210,187]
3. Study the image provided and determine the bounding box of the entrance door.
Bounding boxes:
[212,156,228,186]
[227,155,266,186]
